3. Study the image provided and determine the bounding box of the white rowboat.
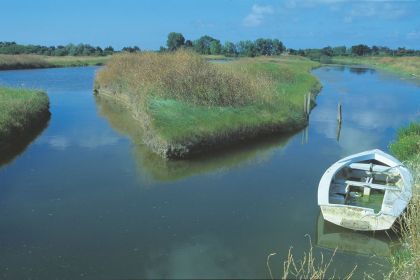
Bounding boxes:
[318,149,412,231]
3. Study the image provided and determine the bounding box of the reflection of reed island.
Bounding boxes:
[95,95,294,182]
[0,110,50,167]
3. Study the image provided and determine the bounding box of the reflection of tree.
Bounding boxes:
[95,96,295,182]
[0,112,50,167]
[315,212,399,257]
[349,67,375,75]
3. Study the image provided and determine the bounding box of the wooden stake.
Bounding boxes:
[337,102,342,124]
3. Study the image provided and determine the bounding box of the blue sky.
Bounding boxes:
[1,0,419,50]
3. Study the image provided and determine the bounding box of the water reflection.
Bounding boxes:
[349,67,375,75]
[0,112,50,167]
[310,66,420,156]
[316,213,398,257]
[95,96,294,182]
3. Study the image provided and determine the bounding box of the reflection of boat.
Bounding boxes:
[318,149,412,231]
[316,213,397,257]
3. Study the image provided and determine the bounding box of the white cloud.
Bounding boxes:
[243,4,274,27]
[406,30,420,40]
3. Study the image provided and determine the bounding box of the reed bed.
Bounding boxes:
[0,54,52,70]
[267,236,356,280]
[95,50,321,158]
[0,54,110,70]
[0,87,50,142]
[388,122,420,279]
[331,56,420,77]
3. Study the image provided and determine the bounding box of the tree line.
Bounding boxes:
[0,42,135,56]
[289,44,420,61]
[162,32,286,57]
[2,39,419,59]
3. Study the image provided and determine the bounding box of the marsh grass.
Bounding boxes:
[95,51,320,158]
[388,123,420,279]
[0,87,49,142]
[267,236,356,280]
[0,54,110,70]
[331,56,420,78]
[0,54,52,70]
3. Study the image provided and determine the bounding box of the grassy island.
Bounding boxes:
[95,51,320,158]
[331,56,420,78]
[0,87,50,144]
[0,54,110,70]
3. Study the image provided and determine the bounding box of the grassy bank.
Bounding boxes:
[0,87,50,144]
[0,54,110,70]
[388,122,420,279]
[331,56,420,78]
[95,50,320,158]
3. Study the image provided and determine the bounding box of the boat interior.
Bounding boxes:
[329,159,402,213]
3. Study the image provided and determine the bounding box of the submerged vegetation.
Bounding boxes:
[388,122,420,279]
[95,50,320,158]
[0,87,50,143]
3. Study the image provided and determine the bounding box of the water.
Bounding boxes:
[0,66,419,279]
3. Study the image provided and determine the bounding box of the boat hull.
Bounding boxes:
[320,205,396,231]
[318,149,412,231]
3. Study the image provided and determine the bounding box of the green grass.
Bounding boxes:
[0,54,110,70]
[331,56,420,78]
[0,87,50,142]
[95,51,320,158]
[388,122,420,279]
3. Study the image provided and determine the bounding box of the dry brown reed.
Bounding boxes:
[95,50,275,107]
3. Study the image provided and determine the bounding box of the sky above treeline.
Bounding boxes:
[1,0,419,50]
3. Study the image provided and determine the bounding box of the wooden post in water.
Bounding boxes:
[337,102,342,124]
[306,93,311,116]
[304,92,311,119]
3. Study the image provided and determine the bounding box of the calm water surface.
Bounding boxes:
[0,66,419,279]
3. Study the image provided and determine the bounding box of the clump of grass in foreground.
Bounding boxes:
[267,236,356,280]
[95,50,320,158]
[331,56,420,78]
[388,122,420,279]
[0,87,50,142]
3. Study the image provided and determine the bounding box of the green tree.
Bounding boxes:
[332,46,347,56]
[104,46,114,55]
[351,44,371,56]
[193,35,218,54]
[237,40,257,57]
[255,38,273,55]
[272,39,285,55]
[321,46,333,56]
[222,41,237,57]
[166,32,185,51]
[209,40,222,55]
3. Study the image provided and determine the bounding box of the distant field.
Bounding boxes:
[95,51,321,158]
[331,56,420,78]
[0,54,110,70]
